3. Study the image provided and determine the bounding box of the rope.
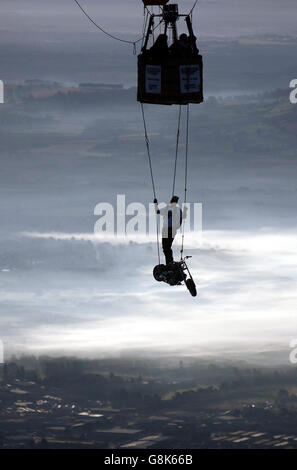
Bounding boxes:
[172,105,182,197]
[72,0,148,53]
[141,103,191,264]
[141,9,150,49]
[140,103,161,264]
[73,0,198,51]
[180,104,190,259]
[140,104,157,200]
[150,7,156,44]
[159,6,163,34]
[73,0,163,54]
[188,0,198,16]
[73,0,138,44]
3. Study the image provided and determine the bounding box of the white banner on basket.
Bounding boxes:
[145,65,161,94]
[180,65,201,94]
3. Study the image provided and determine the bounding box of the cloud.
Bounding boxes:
[0,228,296,359]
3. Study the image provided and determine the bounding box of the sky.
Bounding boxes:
[5,228,295,361]
[0,0,297,362]
[2,0,297,37]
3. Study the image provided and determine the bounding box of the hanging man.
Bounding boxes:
[154,196,187,265]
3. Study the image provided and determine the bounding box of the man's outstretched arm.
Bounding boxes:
[154,198,160,214]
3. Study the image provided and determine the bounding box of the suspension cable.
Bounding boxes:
[158,6,163,34]
[188,0,199,16]
[73,0,163,54]
[141,8,150,49]
[140,103,161,264]
[140,104,157,200]
[180,104,190,259]
[72,0,157,53]
[73,0,138,45]
[172,105,182,197]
